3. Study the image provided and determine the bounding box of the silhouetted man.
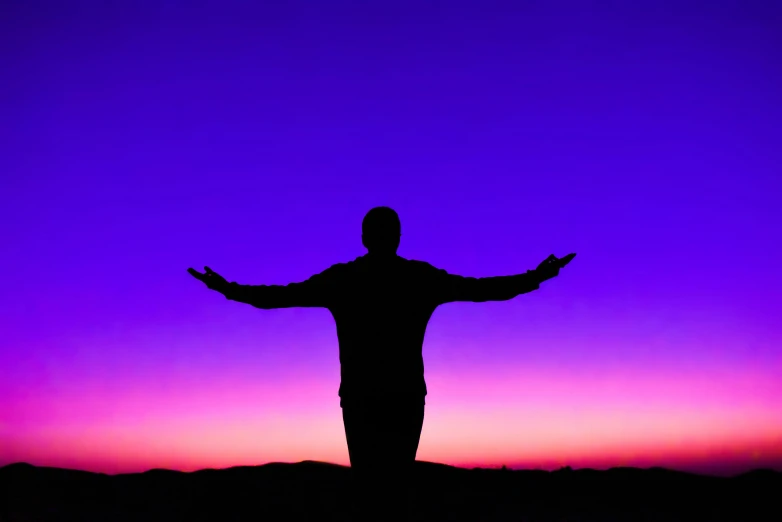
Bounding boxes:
[188,206,575,521]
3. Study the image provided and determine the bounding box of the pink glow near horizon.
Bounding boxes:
[3,364,780,475]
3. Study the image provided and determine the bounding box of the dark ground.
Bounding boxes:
[1,460,779,521]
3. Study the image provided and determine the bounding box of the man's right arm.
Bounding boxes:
[425,264,542,305]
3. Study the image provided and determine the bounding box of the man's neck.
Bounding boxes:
[365,251,398,261]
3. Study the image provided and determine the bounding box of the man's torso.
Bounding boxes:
[327,255,439,402]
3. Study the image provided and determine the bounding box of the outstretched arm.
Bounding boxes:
[188,265,340,309]
[428,253,576,304]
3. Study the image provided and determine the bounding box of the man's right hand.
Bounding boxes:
[534,253,576,283]
[188,266,229,292]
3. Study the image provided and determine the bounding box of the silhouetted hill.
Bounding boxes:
[1,461,779,521]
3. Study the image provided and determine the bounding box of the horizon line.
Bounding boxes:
[3,460,778,479]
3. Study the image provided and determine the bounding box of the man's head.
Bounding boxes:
[362,207,401,255]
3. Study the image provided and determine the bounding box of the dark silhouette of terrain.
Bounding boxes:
[1,461,779,522]
[188,206,577,520]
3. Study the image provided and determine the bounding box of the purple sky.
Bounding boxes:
[1,0,781,475]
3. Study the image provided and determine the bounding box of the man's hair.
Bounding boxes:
[362,207,401,238]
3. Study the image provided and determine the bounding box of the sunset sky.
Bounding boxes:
[2,0,781,477]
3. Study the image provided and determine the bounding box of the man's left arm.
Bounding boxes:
[190,264,342,309]
[222,269,338,309]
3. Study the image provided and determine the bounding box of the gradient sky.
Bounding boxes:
[2,0,781,477]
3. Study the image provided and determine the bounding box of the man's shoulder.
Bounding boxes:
[325,256,440,275]
[321,260,352,274]
[405,258,436,271]
[402,258,449,280]
[321,256,364,276]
